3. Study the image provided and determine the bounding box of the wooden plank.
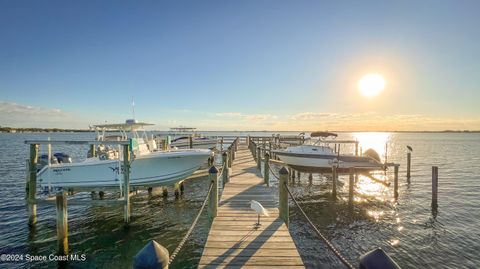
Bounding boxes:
[200,145,305,268]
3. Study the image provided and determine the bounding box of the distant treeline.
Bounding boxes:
[0,126,92,133]
[0,126,479,133]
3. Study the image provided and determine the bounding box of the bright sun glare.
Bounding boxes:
[358,73,385,97]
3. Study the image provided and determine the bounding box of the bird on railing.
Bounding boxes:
[407,145,413,152]
[249,200,269,227]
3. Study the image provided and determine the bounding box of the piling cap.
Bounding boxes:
[359,247,400,269]
[279,167,288,175]
[209,165,219,174]
[264,152,270,157]
[222,151,227,156]
[133,240,169,269]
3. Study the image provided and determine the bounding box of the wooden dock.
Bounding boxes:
[199,144,305,268]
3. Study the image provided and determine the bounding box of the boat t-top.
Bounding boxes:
[36,119,213,190]
[162,127,217,149]
[272,131,384,173]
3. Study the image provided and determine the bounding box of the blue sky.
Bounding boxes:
[1,1,479,130]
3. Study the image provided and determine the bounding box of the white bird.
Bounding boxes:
[249,200,269,227]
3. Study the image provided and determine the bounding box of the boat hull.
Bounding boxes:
[37,149,212,189]
[273,151,384,173]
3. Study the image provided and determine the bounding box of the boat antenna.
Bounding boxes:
[132,97,135,120]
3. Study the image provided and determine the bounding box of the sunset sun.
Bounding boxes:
[358,73,385,97]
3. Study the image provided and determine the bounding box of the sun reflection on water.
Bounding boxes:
[353,132,391,160]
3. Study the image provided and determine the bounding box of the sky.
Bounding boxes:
[1,0,479,131]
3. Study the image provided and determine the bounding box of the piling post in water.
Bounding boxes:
[349,168,354,208]
[332,161,338,200]
[264,153,270,186]
[407,152,411,183]
[88,144,96,157]
[208,166,218,220]
[432,166,438,208]
[123,144,131,225]
[56,191,68,255]
[308,173,313,184]
[355,141,359,156]
[28,144,38,227]
[279,167,289,227]
[394,164,399,200]
[174,183,180,199]
[297,171,301,181]
[256,147,261,170]
[162,187,168,198]
[220,137,224,152]
[222,152,229,185]
[180,181,185,195]
[189,135,193,149]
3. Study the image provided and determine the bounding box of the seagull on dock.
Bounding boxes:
[406,145,413,152]
[249,200,269,227]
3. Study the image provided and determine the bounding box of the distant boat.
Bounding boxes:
[272,131,384,173]
[37,120,213,189]
[164,127,217,149]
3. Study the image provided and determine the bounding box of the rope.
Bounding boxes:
[268,163,281,180]
[284,183,355,269]
[169,180,214,265]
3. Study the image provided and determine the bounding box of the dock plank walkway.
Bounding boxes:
[199,145,305,268]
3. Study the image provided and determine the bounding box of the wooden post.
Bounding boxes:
[220,137,224,152]
[349,168,354,208]
[174,183,180,199]
[256,147,261,170]
[432,166,438,208]
[180,181,184,195]
[407,152,411,183]
[246,135,250,147]
[332,162,338,200]
[228,147,233,168]
[208,166,218,220]
[28,144,38,227]
[264,153,270,186]
[334,144,337,153]
[222,152,229,185]
[292,169,296,179]
[189,135,193,149]
[394,164,399,200]
[162,187,168,198]
[279,167,289,227]
[56,191,68,255]
[297,171,300,180]
[123,144,131,224]
[355,141,359,156]
[88,144,96,157]
[308,173,313,184]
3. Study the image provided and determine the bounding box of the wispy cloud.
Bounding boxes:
[215,112,277,121]
[0,101,83,128]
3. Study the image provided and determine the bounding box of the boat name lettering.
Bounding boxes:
[53,168,70,173]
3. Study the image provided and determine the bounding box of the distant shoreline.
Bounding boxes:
[1,127,479,133]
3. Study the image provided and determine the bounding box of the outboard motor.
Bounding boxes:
[53,153,72,163]
[363,148,381,162]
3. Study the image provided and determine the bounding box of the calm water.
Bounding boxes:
[0,132,479,268]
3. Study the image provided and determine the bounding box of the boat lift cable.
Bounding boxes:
[168,164,223,265]
[284,183,355,269]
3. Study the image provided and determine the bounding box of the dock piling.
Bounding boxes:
[407,152,411,183]
[308,173,313,184]
[222,152,229,185]
[264,153,270,186]
[189,135,193,149]
[27,144,38,227]
[432,166,438,208]
[56,191,68,255]
[208,166,218,220]
[394,164,399,200]
[123,144,131,225]
[174,183,180,199]
[332,162,338,200]
[349,168,354,208]
[256,147,261,170]
[228,146,233,168]
[279,167,289,227]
